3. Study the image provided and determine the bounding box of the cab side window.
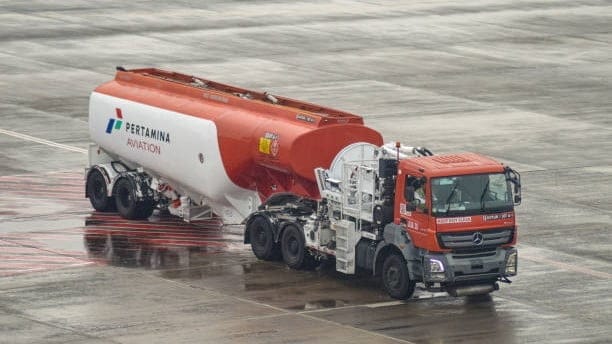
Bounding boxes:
[405,176,426,210]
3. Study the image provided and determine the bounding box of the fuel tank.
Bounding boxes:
[89,68,383,220]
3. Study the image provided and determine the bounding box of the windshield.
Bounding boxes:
[431,173,513,217]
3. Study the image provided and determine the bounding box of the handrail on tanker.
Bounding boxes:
[115,67,363,124]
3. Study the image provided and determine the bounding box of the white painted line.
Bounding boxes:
[363,292,449,309]
[0,128,87,154]
[298,304,362,314]
[365,300,407,308]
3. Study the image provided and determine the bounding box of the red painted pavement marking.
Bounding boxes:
[0,239,94,277]
[0,263,94,277]
[0,171,246,277]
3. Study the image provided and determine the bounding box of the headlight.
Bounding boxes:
[429,258,445,272]
[426,258,446,282]
[505,251,517,276]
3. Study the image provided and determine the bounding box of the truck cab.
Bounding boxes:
[394,153,520,295]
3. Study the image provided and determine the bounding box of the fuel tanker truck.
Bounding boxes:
[87,67,522,299]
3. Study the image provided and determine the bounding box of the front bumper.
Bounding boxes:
[423,247,517,284]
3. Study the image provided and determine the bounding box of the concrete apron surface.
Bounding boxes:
[1,1,611,343]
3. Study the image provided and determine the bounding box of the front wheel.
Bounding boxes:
[382,252,416,299]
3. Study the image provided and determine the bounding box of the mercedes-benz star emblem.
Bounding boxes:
[472,232,484,246]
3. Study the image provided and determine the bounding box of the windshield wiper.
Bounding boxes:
[480,179,490,212]
[445,182,459,215]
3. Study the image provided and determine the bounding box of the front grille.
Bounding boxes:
[438,228,513,250]
[452,250,497,259]
[455,268,500,277]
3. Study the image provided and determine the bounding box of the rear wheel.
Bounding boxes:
[248,217,280,260]
[382,252,416,299]
[281,224,306,269]
[114,177,153,220]
[138,200,155,219]
[87,169,115,212]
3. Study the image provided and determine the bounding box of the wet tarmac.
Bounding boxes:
[1,1,611,343]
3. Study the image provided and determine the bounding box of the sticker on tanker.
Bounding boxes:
[258,132,280,157]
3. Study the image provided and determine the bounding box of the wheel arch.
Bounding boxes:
[373,244,403,277]
[373,223,420,280]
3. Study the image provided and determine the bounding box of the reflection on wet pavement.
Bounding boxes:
[83,212,246,269]
[0,171,248,276]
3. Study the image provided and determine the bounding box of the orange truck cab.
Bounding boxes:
[393,153,520,295]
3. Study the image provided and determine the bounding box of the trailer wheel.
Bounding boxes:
[382,252,416,299]
[86,169,115,212]
[114,178,153,220]
[138,201,155,219]
[248,217,279,261]
[281,224,306,269]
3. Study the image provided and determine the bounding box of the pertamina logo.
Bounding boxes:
[105,107,168,156]
[105,108,124,134]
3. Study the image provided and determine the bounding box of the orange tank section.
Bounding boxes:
[94,68,383,202]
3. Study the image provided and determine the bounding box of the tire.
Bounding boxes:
[139,200,155,219]
[382,252,416,299]
[281,224,306,269]
[248,217,280,260]
[114,177,153,220]
[86,169,115,212]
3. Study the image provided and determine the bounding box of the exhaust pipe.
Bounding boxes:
[447,283,499,297]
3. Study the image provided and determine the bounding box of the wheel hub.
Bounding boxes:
[386,266,400,288]
[93,181,105,199]
[256,228,267,245]
[118,188,131,207]
[288,237,299,255]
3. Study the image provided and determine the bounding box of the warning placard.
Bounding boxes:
[259,137,271,154]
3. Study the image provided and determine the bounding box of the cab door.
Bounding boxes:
[395,173,430,246]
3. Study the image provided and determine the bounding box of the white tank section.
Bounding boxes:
[89,92,260,223]
[327,142,379,181]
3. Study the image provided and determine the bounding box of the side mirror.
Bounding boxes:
[505,167,522,205]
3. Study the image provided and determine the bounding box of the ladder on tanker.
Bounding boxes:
[335,163,377,274]
[333,220,357,274]
[315,160,378,275]
[341,163,376,223]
